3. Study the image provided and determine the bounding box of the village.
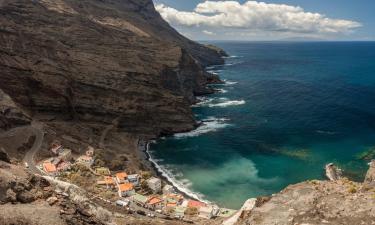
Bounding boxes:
[37,140,236,222]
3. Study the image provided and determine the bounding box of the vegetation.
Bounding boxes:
[348,186,357,194]
[185,207,198,215]
[100,190,115,200]
[140,180,152,194]
[141,171,152,180]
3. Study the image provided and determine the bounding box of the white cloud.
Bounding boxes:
[155,1,361,35]
[203,30,216,35]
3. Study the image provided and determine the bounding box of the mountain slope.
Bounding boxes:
[0,0,225,135]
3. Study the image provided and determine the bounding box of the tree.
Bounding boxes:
[185,207,198,216]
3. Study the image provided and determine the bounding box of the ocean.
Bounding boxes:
[149,41,375,209]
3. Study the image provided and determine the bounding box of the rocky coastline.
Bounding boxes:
[1,1,375,225]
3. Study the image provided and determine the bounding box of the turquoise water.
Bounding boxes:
[149,42,375,209]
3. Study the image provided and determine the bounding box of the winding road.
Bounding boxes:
[23,121,45,175]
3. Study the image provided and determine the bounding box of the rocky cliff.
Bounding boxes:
[0,0,225,135]
[232,165,375,225]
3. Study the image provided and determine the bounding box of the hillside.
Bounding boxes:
[0,0,225,135]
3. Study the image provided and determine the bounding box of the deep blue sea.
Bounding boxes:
[149,42,375,209]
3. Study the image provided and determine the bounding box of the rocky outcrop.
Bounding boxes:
[325,163,343,181]
[364,160,375,187]
[0,89,31,130]
[0,148,10,163]
[0,0,225,136]
[234,164,375,225]
[0,161,52,204]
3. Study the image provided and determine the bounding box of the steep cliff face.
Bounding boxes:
[0,89,31,130]
[0,0,225,134]
[234,165,375,225]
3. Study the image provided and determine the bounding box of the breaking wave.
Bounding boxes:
[224,80,238,85]
[145,143,210,203]
[193,97,245,108]
[208,100,246,108]
[216,88,228,93]
[174,117,231,139]
[223,55,242,59]
[225,61,243,66]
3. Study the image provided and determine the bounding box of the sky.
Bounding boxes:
[153,0,375,41]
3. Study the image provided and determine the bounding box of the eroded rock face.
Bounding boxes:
[235,166,375,225]
[0,161,53,204]
[0,89,31,130]
[364,160,375,187]
[0,0,225,135]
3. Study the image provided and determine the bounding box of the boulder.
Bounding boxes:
[0,148,10,163]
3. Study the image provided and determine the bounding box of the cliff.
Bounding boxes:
[232,164,375,225]
[0,0,225,135]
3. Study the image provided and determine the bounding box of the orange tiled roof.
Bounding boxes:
[116,172,128,180]
[104,176,114,184]
[118,183,134,192]
[166,202,177,207]
[43,162,57,173]
[148,196,163,205]
[188,200,206,208]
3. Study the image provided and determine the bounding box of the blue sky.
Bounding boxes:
[153,0,375,41]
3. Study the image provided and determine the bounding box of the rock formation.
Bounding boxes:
[0,0,226,135]
[325,163,343,181]
[233,164,375,225]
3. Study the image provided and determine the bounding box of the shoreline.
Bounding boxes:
[135,62,228,206]
[137,138,211,204]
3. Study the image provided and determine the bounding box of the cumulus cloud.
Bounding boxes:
[155,1,361,34]
[203,30,216,35]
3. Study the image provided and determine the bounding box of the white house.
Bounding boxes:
[128,174,140,186]
[162,184,174,194]
[199,205,219,219]
[118,183,135,197]
[147,177,161,194]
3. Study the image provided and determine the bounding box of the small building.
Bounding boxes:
[116,199,130,207]
[51,157,62,166]
[162,184,174,195]
[198,205,219,219]
[56,162,72,172]
[96,167,111,176]
[97,176,115,189]
[59,149,73,162]
[51,144,63,155]
[76,155,94,166]
[147,177,161,194]
[147,196,163,210]
[86,146,95,157]
[43,162,57,175]
[115,172,128,184]
[164,194,184,206]
[128,174,140,186]
[118,183,135,197]
[131,193,148,207]
[166,202,177,208]
[188,200,206,209]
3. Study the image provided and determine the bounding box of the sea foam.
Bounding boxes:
[145,143,210,203]
[174,117,231,139]
[208,100,246,108]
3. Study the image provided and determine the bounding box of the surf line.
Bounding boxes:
[143,141,211,204]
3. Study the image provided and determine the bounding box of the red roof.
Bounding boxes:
[116,172,128,180]
[188,200,206,208]
[43,162,57,173]
[148,196,163,205]
[118,183,134,192]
